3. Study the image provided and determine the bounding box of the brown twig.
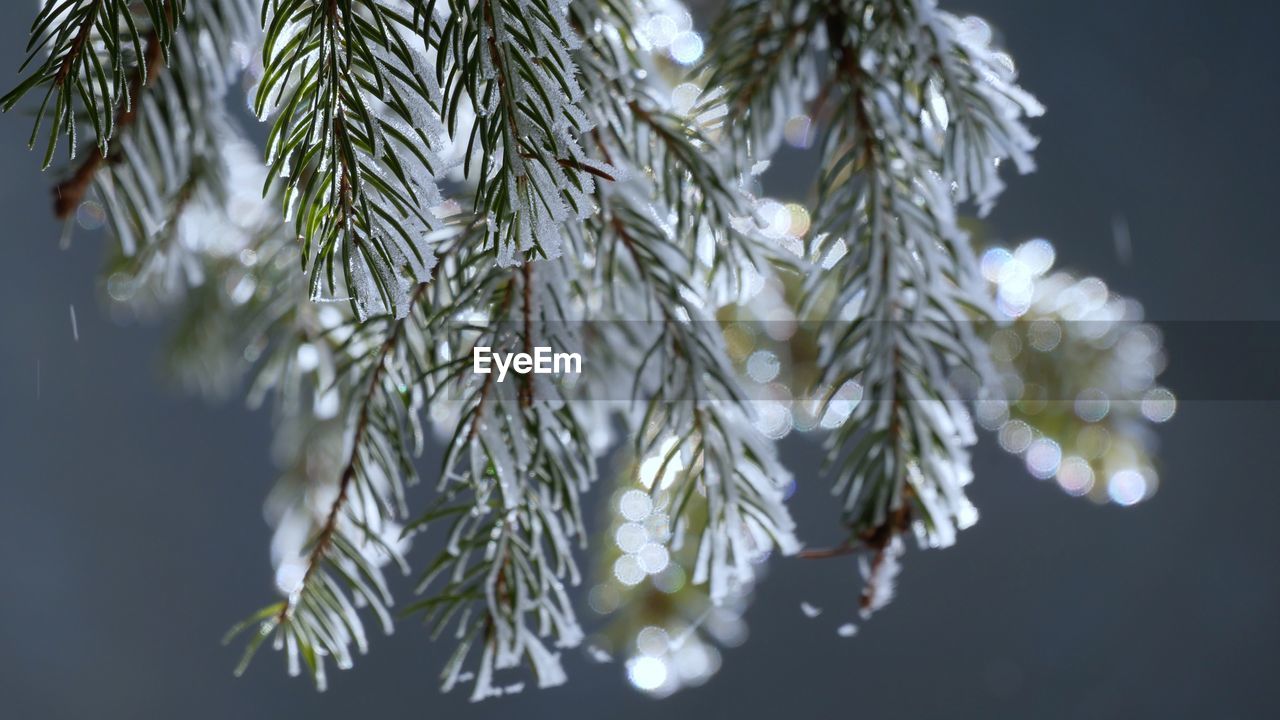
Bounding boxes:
[55,0,101,87]
[53,30,165,218]
[797,541,857,559]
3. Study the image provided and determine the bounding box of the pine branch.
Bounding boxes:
[3,0,183,168]
[562,0,802,610]
[600,192,798,605]
[29,0,259,276]
[571,0,737,242]
[280,281,423,614]
[3,0,1101,699]
[914,11,1044,212]
[804,1,988,555]
[257,0,451,319]
[410,256,597,699]
[51,27,164,218]
[430,0,606,265]
[696,0,820,154]
[227,280,432,689]
[694,0,1040,613]
[106,0,256,227]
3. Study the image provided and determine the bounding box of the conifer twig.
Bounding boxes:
[53,32,164,218]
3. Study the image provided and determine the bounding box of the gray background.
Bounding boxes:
[2,1,1278,718]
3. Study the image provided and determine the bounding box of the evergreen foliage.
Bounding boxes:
[6,0,1171,700]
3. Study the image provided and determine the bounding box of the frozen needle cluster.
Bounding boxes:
[5,0,1169,702]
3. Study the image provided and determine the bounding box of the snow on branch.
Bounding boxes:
[257,0,453,319]
[599,191,799,605]
[430,0,609,265]
[87,1,259,265]
[697,0,1041,607]
[6,0,1141,701]
[917,10,1045,213]
[564,1,800,610]
[227,282,430,689]
[409,258,596,699]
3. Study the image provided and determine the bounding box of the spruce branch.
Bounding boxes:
[695,0,820,155]
[914,11,1044,212]
[257,0,451,319]
[410,255,597,699]
[563,1,801,608]
[227,282,430,689]
[51,27,163,218]
[11,0,260,282]
[572,0,786,300]
[3,0,183,168]
[5,0,1176,701]
[802,1,988,562]
[223,227,486,689]
[429,0,607,265]
[571,0,737,243]
[280,280,426,601]
[102,3,258,259]
[804,1,1041,556]
[695,0,1041,612]
[599,191,798,605]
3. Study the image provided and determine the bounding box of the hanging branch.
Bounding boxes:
[409,255,597,700]
[257,0,451,319]
[596,191,798,605]
[557,0,802,619]
[428,0,610,265]
[4,0,1125,700]
[695,0,821,155]
[92,0,258,268]
[227,281,431,689]
[696,0,1041,613]
[2,0,260,293]
[3,0,183,168]
[51,29,164,218]
[803,1,1022,557]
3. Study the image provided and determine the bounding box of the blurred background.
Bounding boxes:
[2,0,1278,718]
